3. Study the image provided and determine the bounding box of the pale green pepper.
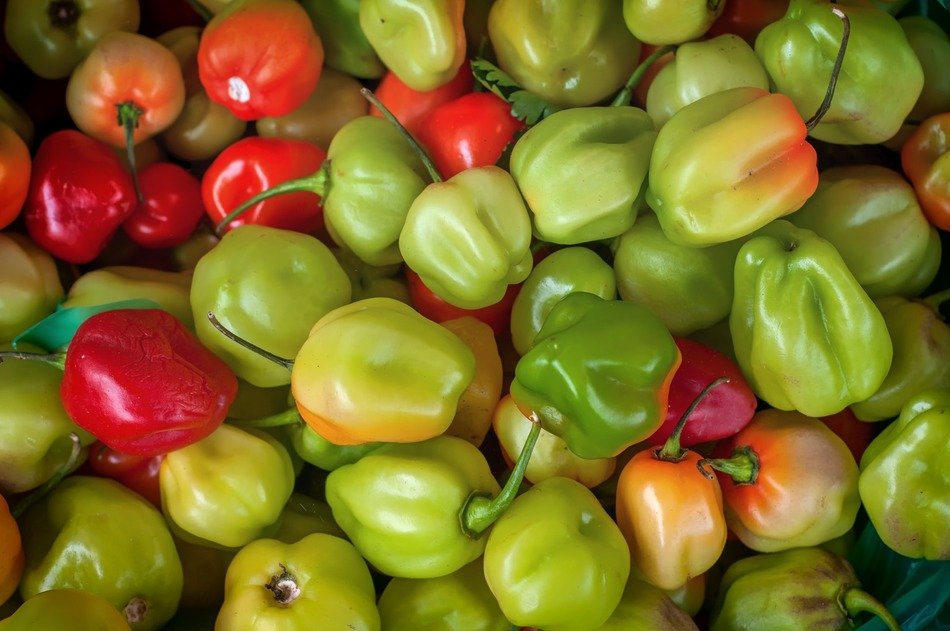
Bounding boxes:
[0,233,63,343]
[63,266,194,329]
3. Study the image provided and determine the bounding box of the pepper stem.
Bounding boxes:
[804,7,851,132]
[921,288,950,316]
[360,87,443,183]
[460,418,542,539]
[184,0,213,22]
[697,445,760,483]
[206,312,294,370]
[11,433,82,519]
[116,101,144,203]
[839,586,901,631]
[228,407,302,429]
[123,597,149,625]
[0,351,66,371]
[610,44,677,107]
[265,565,301,606]
[656,376,730,462]
[215,166,329,236]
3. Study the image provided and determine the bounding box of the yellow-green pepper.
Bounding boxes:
[623,0,724,45]
[0,233,63,343]
[63,266,194,329]
[0,589,130,630]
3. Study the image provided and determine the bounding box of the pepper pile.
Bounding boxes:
[1,0,949,629]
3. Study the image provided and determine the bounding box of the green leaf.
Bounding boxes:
[12,299,162,352]
[470,58,561,126]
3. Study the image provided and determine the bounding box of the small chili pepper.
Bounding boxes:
[0,121,31,230]
[623,0,725,45]
[369,64,473,137]
[0,589,133,630]
[123,163,205,250]
[440,317,503,448]
[901,112,950,231]
[705,0,790,43]
[301,0,384,79]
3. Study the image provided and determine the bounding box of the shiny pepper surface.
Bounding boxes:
[0,589,131,630]
[0,233,63,343]
[301,0,384,79]
[902,112,950,231]
[0,121,30,230]
[623,0,725,45]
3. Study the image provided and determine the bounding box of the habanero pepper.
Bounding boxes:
[0,589,132,630]
[0,233,63,343]
[901,112,950,231]
[369,64,474,138]
[85,443,163,508]
[0,495,23,605]
[300,0,384,80]
[706,0,790,43]
[407,268,520,338]
[0,121,30,230]
[122,162,206,250]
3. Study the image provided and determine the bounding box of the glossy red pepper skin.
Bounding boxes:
[705,0,789,44]
[370,64,474,137]
[61,309,238,457]
[646,338,758,447]
[202,136,326,234]
[85,443,164,508]
[24,130,137,264]
[123,162,205,249]
[406,268,520,337]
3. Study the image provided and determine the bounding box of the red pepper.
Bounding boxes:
[24,130,137,264]
[0,121,30,230]
[901,112,950,231]
[416,91,526,179]
[820,408,874,465]
[85,443,164,508]
[369,64,474,137]
[646,338,757,447]
[202,136,326,235]
[197,0,324,120]
[406,268,520,337]
[123,162,205,249]
[705,0,790,44]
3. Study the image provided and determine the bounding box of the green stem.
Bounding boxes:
[921,288,950,316]
[0,351,66,370]
[116,101,144,203]
[610,44,677,107]
[215,167,328,236]
[206,312,294,370]
[11,433,82,518]
[804,7,850,132]
[697,445,760,483]
[360,87,443,183]
[656,376,730,462]
[839,586,901,631]
[184,0,213,22]
[460,420,541,538]
[228,407,302,429]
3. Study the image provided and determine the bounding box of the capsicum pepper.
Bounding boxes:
[623,0,724,45]
[301,0,384,79]
[901,112,950,231]
[0,122,30,231]
[0,495,22,605]
[0,234,63,343]
[0,589,131,630]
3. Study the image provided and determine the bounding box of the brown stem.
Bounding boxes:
[206,312,294,370]
[265,565,301,606]
[361,87,443,182]
[804,7,851,132]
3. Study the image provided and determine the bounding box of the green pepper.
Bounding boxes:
[216,533,380,630]
[755,0,923,145]
[787,165,941,299]
[291,423,382,471]
[160,424,296,549]
[63,266,194,329]
[191,225,352,387]
[612,213,744,336]
[730,220,892,417]
[270,493,346,543]
[900,16,950,123]
[859,389,950,560]
[594,578,699,630]
[510,105,655,245]
[18,476,183,631]
[0,90,34,145]
[511,293,681,459]
[488,0,641,108]
[400,166,533,309]
[509,246,617,356]
[483,476,630,631]
[301,0,384,79]
[622,0,724,45]
[3,0,140,79]
[377,559,509,631]
[0,589,131,630]
[0,233,64,343]
[710,547,900,631]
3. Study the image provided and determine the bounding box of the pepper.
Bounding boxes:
[623,0,725,45]
[407,268,518,338]
[86,443,163,508]
[901,112,950,231]
[0,90,34,145]
[369,64,474,137]
[3,0,140,79]
[730,220,892,417]
[172,535,235,610]
[291,422,382,472]
[594,578,699,630]
[900,16,950,123]
[0,234,63,343]
[270,493,347,543]
[300,0,384,79]
[859,389,950,560]
[18,476,183,631]
[0,589,131,630]
[0,122,30,231]
[122,163,205,250]
[510,293,681,459]
[0,495,22,605]
[216,533,380,630]
[440,317,503,448]
[705,0,791,44]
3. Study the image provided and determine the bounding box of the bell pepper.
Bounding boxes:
[901,112,950,231]
[122,163,205,250]
[377,559,508,631]
[0,122,30,231]
[483,476,630,630]
[3,0,140,79]
[400,166,533,309]
[0,589,131,630]
[730,220,892,417]
[851,293,950,422]
[755,0,922,145]
[191,225,351,387]
[510,105,655,245]
[160,424,295,548]
[488,0,641,108]
[710,547,900,631]
[510,293,681,459]
[623,0,725,45]
[788,165,940,299]
[255,67,369,150]
[197,0,324,120]
[0,90,34,145]
[702,408,861,552]
[509,246,616,356]
[0,495,22,605]
[291,297,475,445]
[18,476,183,631]
[359,0,465,92]
[216,533,380,630]
[859,389,950,560]
[300,0,384,79]
[0,234,63,343]
[594,578,699,630]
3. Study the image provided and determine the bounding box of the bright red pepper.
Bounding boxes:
[0,120,30,230]
[197,0,324,120]
[24,130,137,264]
[85,443,164,508]
[705,0,790,44]
[202,136,326,235]
[901,112,950,231]
[123,162,205,249]
[370,64,474,137]
[406,268,520,337]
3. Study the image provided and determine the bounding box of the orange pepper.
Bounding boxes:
[0,494,24,604]
[0,121,30,230]
[901,112,950,231]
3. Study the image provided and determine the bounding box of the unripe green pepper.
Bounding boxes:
[510,106,655,245]
[730,220,892,417]
[291,423,382,471]
[160,424,296,549]
[859,389,950,560]
[301,0,385,79]
[0,589,131,630]
[400,166,533,309]
[594,578,699,630]
[0,233,64,343]
[488,0,641,108]
[612,213,744,336]
[623,0,724,45]
[509,246,617,356]
[190,225,352,387]
[900,16,950,122]
[755,0,923,145]
[19,476,183,631]
[216,533,380,631]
